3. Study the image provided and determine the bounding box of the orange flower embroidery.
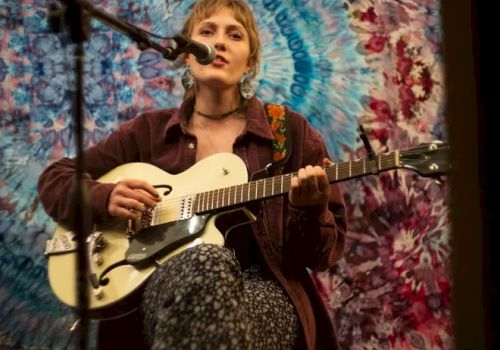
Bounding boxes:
[267,104,287,170]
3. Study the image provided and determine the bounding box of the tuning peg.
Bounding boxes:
[432,175,447,185]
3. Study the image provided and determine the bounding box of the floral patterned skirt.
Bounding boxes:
[142,244,301,349]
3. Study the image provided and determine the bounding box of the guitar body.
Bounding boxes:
[47,153,250,317]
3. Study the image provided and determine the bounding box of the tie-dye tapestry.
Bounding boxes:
[0,0,450,349]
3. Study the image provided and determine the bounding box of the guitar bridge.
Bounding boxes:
[128,207,154,236]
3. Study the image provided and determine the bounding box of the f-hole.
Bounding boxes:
[153,184,173,196]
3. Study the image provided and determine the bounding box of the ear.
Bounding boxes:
[246,56,254,72]
[245,65,254,77]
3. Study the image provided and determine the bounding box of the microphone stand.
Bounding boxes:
[48,1,91,349]
[48,0,193,348]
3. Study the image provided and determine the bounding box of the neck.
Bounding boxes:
[194,86,241,119]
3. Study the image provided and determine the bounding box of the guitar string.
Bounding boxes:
[143,147,446,219]
[150,147,446,208]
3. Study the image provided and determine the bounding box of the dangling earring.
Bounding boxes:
[239,71,257,99]
[182,66,195,90]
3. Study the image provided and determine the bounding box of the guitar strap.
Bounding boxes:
[250,103,292,180]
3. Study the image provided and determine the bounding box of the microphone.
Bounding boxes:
[174,36,216,65]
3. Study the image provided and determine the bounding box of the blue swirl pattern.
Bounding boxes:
[0,0,448,348]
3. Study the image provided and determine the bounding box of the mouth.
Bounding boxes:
[213,54,229,64]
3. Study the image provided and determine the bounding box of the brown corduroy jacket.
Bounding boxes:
[38,97,347,349]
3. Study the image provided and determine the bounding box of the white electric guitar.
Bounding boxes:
[45,142,449,318]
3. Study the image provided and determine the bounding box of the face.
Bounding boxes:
[186,6,252,91]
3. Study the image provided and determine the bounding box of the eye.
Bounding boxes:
[229,32,243,40]
[199,28,213,36]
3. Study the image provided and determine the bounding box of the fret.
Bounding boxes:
[353,160,361,176]
[204,190,209,211]
[280,175,284,193]
[240,184,244,203]
[222,188,225,207]
[363,158,366,174]
[335,163,338,180]
[271,176,275,195]
[247,182,251,201]
[248,182,254,201]
[395,150,400,167]
[378,154,381,170]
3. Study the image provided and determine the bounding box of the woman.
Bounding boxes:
[38,0,347,348]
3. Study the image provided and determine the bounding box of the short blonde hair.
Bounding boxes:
[182,0,261,76]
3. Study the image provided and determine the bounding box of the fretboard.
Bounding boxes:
[192,151,400,214]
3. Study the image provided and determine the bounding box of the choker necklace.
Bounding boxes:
[194,105,241,119]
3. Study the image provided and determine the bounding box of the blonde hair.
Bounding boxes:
[182,0,261,73]
[181,0,261,101]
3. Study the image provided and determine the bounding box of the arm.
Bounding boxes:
[284,119,347,272]
[37,116,159,225]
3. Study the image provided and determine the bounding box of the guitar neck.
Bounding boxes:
[192,151,400,214]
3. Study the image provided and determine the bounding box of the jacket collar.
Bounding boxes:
[164,96,274,142]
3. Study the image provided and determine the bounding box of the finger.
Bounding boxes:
[289,176,300,205]
[315,166,330,193]
[115,197,147,213]
[108,200,140,219]
[290,175,300,193]
[135,189,161,207]
[323,158,334,167]
[305,165,319,193]
[297,168,308,193]
[121,179,160,198]
[117,187,158,208]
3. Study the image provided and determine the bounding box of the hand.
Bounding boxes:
[289,158,333,209]
[107,179,161,219]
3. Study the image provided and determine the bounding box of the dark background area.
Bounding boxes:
[443,0,496,348]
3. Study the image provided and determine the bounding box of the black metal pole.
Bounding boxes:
[65,2,91,349]
[73,40,90,350]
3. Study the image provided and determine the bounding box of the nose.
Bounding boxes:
[214,42,226,51]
